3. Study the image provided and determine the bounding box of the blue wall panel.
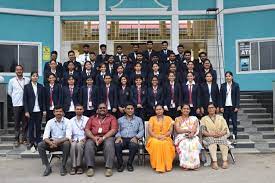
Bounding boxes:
[0,0,53,11]
[179,0,216,10]
[224,10,275,91]
[224,0,275,9]
[61,0,99,11]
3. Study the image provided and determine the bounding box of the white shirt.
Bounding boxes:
[87,86,93,110]
[70,116,89,141]
[225,82,233,106]
[69,86,75,112]
[106,85,111,110]
[77,53,90,66]
[207,83,213,102]
[32,82,41,112]
[116,53,124,61]
[49,84,55,110]
[43,117,71,140]
[186,81,195,107]
[169,81,175,108]
[8,76,30,106]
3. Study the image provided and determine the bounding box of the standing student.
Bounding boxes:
[178,50,192,74]
[200,59,217,83]
[163,52,180,74]
[96,44,109,64]
[164,72,182,120]
[45,73,62,122]
[81,61,95,86]
[148,54,164,74]
[130,75,147,120]
[182,61,201,84]
[194,51,208,73]
[129,63,147,86]
[200,72,220,116]
[112,65,125,87]
[95,63,107,88]
[77,44,90,67]
[44,51,63,74]
[99,75,118,115]
[120,55,133,78]
[135,52,148,73]
[23,72,46,150]
[114,45,124,64]
[158,41,173,63]
[62,76,79,119]
[63,50,82,73]
[146,76,164,118]
[8,65,30,146]
[182,72,201,116]
[220,71,240,139]
[106,55,117,76]
[147,63,164,86]
[44,60,63,85]
[89,52,99,74]
[143,41,157,61]
[117,76,131,118]
[62,61,81,87]
[128,43,140,63]
[79,76,98,117]
[176,44,185,63]
[165,63,181,84]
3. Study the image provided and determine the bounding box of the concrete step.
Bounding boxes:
[229,125,245,132]
[240,99,258,103]
[0,143,14,150]
[262,132,275,139]
[252,118,274,125]
[247,113,271,119]
[242,108,267,113]
[237,132,250,139]
[266,140,275,148]
[256,125,275,132]
[235,139,255,148]
[240,95,254,99]
[240,103,262,108]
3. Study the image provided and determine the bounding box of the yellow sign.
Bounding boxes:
[43,46,51,61]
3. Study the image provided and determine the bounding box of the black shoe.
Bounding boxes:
[27,143,33,150]
[60,166,67,176]
[117,164,125,172]
[43,166,52,176]
[127,164,134,172]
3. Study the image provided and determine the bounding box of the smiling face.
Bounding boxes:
[155,105,164,116]
[181,104,190,116]
[97,103,107,116]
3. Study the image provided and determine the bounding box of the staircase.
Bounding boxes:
[0,91,274,157]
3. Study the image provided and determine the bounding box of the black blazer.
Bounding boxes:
[121,63,133,78]
[147,86,164,108]
[43,69,63,85]
[164,82,182,108]
[63,61,82,73]
[80,70,96,85]
[44,83,62,111]
[134,60,149,74]
[62,71,81,86]
[95,73,106,88]
[178,60,188,74]
[79,85,98,111]
[128,52,137,63]
[62,86,80,112]
[147,72,165,86]
[23,83,45,113]
[180,71,201,84]
[112,73,124,87]
[200,82,220,109]
[176,54,185,63]
[129,72,147,86]
[220,82,240,108]
[130,85,147,107]
[44,61,63,74]
[162,60,180,75]
[193,58,204,73]
[106,63,117,76]
[99,84,118,109]
[199,69,217,84]
[158,49,173,62]
[114,54,124,65]
[117,86,131,107]
[182,83,201,109]
[96,54,110,64]
[143,50,158,61]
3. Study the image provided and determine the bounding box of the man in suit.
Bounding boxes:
[44,60,63,85]
[77,44,90,67]
[106,55,117,76]
[178,50,192,74]
[63,50,82,73]
[89,52,99,74]
[96,44,109,64]
[128,43,139,63]
[44,51,63,74]
[194,51,208,73]
[158,41,173,63]
[176,44,185,63]
[135,52,148,74]
[99,75,118,115]
[143,41,157,61]
[114,45,124,65]
[163,52,180,74]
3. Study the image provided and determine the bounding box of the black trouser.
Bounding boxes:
[13,106,28,141]
[223,106,238,137]
[65,112,75,119]
[84,110,96,118]
[28,112,42,144]
[38,141,70,167]
[115,138,139,166]
[46,110,55,122]
[164,108,180,121]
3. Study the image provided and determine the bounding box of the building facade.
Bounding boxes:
[0,0,275,91]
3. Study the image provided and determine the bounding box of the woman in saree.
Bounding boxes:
[146,105,175,173]
[174,104,202,170]
[200,103,230,170]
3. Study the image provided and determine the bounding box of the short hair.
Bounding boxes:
[177,44,184,48]
[83,44,90,48]
[147,40,153,44]
[75,104,84,108]
[68,50,75,55]
[125,103,134,108]
[100,44,107,49]
[162,41,168,45]
[89,51,96,55]
[51,51,58,55]
[184,50,191,55]
[132,43,139,47]
[187,61,194,65]
[54,105,63,111]
[15,64,24,70]
[116,45,122,49]
[169,52,176,56]
[136,52,143,56]
[86,75,94,81]
[199,51,207,57]
[104,74,112,79]
[99,63,106,68]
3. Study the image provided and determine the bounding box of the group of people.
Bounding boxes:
[7,40,240,177]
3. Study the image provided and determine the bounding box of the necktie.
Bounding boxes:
[189,85,192,105]
[70,87,73,97]
[89,87,93,102]
[106,87,109,104]
[49,87,53,106]
[137,88,141,104]
[170,84,174,101]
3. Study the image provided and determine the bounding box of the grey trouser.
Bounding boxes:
[70,141,85,167]
[84,137,115,169]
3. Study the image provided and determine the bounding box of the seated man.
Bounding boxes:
[84,103,118,177]
[69,104,89,175]
[115,103,144,172]
[37,106,71,176]
[200,103,230,170]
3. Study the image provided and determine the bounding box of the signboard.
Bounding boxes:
[43,46,51,61]
[238,42,250,71]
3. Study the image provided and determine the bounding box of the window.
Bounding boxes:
[237,38,275,73]
[0,41,41,75]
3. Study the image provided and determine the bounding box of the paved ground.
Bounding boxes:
[0,154,274,183]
